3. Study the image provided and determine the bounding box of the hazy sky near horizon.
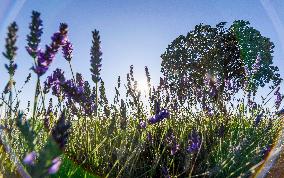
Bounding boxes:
[0,0,284,108]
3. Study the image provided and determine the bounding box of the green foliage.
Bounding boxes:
[161,20,281,103]
[231,20,281,90]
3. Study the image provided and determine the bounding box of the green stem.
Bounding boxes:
[96,82,98,116]
[68,61,75,81]
[8,79,13,119]
[32,76,40,128]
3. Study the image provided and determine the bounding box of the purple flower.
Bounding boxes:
[62,39,73,61]
[52,157,60,164]
[44,69,65,96]
[48,157,61,174]
[148,109,170,124]
[23,151,37,165]
[187,130,201,153]
[33,23,68,76]
[139,120,146,129]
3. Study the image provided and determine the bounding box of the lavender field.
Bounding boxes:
[0,1,284,178]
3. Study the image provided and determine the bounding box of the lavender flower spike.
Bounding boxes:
[90,29,103,83]
[23,151,37,165]
[33,23,68,76]
[62,39,73,61]
[26,11,43,58]
[148,109,170,124]
[48,157,62,174]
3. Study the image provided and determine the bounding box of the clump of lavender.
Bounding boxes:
[148,109,170,124]
[26,11,43,58]
[33,23,68,76]
[45,70,96,115]
[63,77,90,108]
[44,68,66,97]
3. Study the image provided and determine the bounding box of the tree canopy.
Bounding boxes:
[161,20,281,105]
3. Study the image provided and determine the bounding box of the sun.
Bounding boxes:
[136,79,150,93]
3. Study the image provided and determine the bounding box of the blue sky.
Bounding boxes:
[0,0,284,108]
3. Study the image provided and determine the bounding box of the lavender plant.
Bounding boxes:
[2,22,18,120]
[0,11,283,178]
[90,29,102,115]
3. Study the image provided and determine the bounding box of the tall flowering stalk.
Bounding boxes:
[32,23,68,76]
[62,39,74,80]
[26,11,43,59]
[89,30,104,161]
[90,29,102,115]
[26,11,43,122]
[28,22,69,121]
[2,22,18,119]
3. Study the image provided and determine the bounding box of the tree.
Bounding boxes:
[161,20,281,106]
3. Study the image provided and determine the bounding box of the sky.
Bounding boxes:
[0,0,284,109]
